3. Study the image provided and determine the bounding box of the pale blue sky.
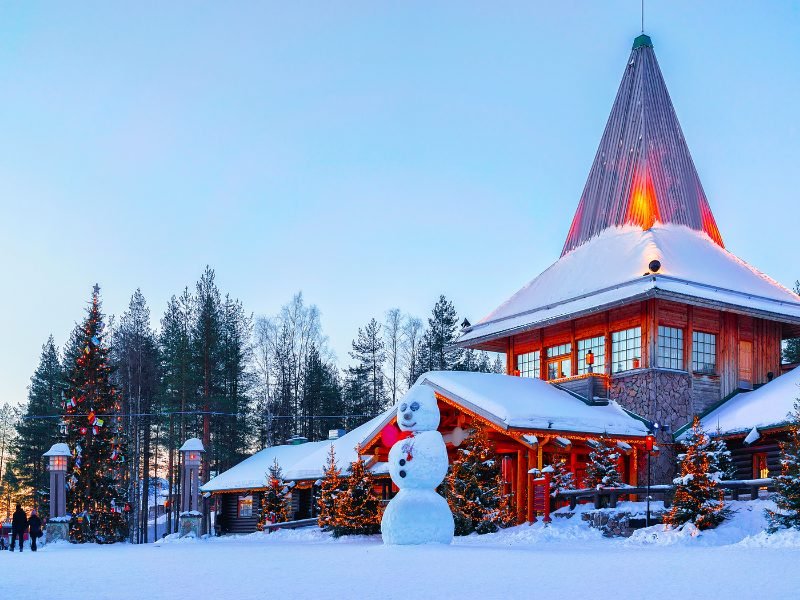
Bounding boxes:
[1,2,798,405]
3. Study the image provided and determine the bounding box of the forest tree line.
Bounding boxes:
[0,266,501,538]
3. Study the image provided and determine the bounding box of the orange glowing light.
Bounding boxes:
[626,168,661,230]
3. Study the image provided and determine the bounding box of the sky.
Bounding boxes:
[1,1,798,406]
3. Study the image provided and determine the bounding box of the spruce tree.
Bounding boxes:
[332,453,381,537]
[64,285,128,543]
[540,459,576,497]
[417,295,463,376]
[258,458,292,529]
[444,424,514,535]
[584,435,623,489]
[317,445,343,532]
[767,400,800,531]
[665,416,728,530]
[12,336,63,514]
[709,437,737,481]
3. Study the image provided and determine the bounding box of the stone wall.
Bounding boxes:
[610,369,693,484]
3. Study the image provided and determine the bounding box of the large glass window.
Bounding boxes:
[577,336,606,375]
[238,495,253,518]
[546,343,572,380]
[611,327,641,374]
[516,351,541,379]
[692,331,716,374]
[658,326,684,370]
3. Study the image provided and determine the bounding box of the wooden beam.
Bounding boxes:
[516,450,526,524]
[527,450,536,523]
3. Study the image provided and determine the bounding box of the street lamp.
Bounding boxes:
[586,350,594,374]
[645,423,659,527]
[43,443,71,519]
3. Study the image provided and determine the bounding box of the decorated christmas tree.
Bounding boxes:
[709,436,737,481]
[664,416,728,530]
[64,285,128,543]
[258,458,292,529]
[767,400,800,532]
[331,450,381,537]
[543,458,576,498]
[443,424,514,535]
[317,445,343,532]
[584,434,623,489]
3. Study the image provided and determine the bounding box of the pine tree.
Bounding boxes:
[709,437,737,481]
[64,285,128,543]
[0,404,21,519]
[348,318,386,417]
[444,424,514,535]
[782,281,800,364]
[544,458,576,497]
[416,295,463,376]
[332,452,381,537]
[317,445,343,532]
[12,336,63,515]
[258,459,292,528]
[767,400,800,531]
[664,416,728,530]
[584,435,623,489]
[302,346,344,440]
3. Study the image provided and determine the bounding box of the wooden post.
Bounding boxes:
[527,450,536,522]
[516,450,526,524]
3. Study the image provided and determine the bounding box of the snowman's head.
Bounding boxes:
[397,385,440,432]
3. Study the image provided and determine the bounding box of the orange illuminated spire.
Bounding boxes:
[562,35,724,255]
[626,167,661,230]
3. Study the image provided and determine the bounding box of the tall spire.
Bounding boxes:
[562,35,723,256]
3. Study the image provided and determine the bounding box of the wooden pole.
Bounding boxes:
[516,450,526,524]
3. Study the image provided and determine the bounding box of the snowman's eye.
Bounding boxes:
[400,403,407,412]
[410,402,420,411]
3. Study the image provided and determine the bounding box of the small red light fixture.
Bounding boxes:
[645,434,655,452]
[513,369,521,377]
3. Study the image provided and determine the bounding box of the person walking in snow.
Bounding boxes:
[28,509,42,552]
[10,504,27,552]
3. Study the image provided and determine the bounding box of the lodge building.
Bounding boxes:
[203,34,800,533]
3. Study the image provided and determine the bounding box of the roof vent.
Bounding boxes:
[461,318,471,330]
[287,435,308,445]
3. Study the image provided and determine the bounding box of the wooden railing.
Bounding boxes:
[556,478,775,511]
[262,517,318,532]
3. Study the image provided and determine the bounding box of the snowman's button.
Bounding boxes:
[399,470,406,478]
[399,459,406,466]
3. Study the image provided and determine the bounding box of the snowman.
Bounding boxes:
[381,384,454,545]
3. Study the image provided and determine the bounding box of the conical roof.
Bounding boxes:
[562,34,723,256]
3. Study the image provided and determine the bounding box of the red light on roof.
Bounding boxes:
[626,169,661,231]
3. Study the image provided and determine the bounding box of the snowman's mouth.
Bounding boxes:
[402,420,416,428]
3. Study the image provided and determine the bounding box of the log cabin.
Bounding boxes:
[454,34,800,481]
[676,366,800,481]
[202,371,651,531]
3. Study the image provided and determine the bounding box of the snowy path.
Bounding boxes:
[2,502,799,600]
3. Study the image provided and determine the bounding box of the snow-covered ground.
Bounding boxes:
[3,501,799,600]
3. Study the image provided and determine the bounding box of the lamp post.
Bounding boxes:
[178,438,205,537]
[645,423,659,527]
[586,350,594,374]
[43,443,71,542]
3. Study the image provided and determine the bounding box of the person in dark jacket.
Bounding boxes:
[10,504,27,552]
[28,509,42,552]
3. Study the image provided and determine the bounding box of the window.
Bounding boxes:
[611,327,641,373]
[658,326,684,370]
[238,495,253,518]
[546,343,572,380]
[692,331,716,374]
[577,336,606,375]
[516,351,541,379]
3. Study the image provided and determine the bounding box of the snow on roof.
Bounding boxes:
[680,368,800,440]
[179,438,205,453]
[458,224,800,346]
[418,371,649,437]
[283,411,394,482]
[202,411,395,493]
[200,441,327,493]
[43,443,71,457]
